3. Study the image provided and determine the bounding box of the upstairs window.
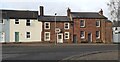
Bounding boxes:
[26,32,30,38]
[15,19,19,24]
[44,22,50,29]
[0,20,4,24]
[96,20,100,27]
[96,31,100,39]
[64,23,69,29]
[26,19,30,26]
[2,20,3,23]
[80,31,85,39]
[80,20,85,27]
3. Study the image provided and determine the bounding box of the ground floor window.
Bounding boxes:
[80,31,85,39]
[64,32,69,39]
[26,32,30,38]
[44,32,50,41]
[96,31,100,39]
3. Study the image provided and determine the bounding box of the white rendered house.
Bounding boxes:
[113,21,120,43]
[0,10,42,43]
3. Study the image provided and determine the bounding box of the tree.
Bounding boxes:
[107,0,120,22]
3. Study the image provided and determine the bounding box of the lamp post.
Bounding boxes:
[55,13,57,45]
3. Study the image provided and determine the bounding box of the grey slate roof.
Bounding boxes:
[1,10,38,19]
[113,21,120,27]
[38,16,71,22]
[71,12,107,19]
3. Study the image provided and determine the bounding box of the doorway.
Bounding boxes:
[88,33,92,43]
[57,33,63,43]
[73,35,77,43]
[15,32,19,42]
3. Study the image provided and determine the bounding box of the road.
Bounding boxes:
[2,44,119,60]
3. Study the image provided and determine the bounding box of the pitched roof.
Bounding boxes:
[1,10,38,19]
[71,12,107,19]
[38,16,71,22]
[113,21,120,27]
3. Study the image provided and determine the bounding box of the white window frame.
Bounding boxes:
[96,20,100,27]
[80,20,85,27]
[44,22,50,29]
[64,32,69,39]
[26,32,31,39]
[80,31,85,39]
[15,19,19,24]
[64,23,69,29]
[44,32,50,41]
[26,19,31,26]
[96,31,100,39]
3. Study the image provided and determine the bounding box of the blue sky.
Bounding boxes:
[0,0,110,18]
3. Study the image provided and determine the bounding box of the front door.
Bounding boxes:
[15,32,19,42]
[88,33,92,43]
[57,33,63,43]
[73,35,77,43]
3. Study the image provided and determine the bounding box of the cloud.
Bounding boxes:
[0,0,110,18]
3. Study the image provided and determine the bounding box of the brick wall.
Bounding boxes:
[41,22,73,43]
[105,21,113,43]
[73,18,111,43]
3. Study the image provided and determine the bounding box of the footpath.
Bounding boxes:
[63,50,119,60]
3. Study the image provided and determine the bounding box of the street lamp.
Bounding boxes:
[55,13,57,45]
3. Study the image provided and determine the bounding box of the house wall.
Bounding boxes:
[73,18,110,43]
[105,21,113,43]
[113,27,120,43]
[4,19,10,42]
[9,19,42,42]
[0,23,3,42]
[41,22,73,43]
[0,19,10,42]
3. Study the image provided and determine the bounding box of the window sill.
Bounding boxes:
[80,26,85,28]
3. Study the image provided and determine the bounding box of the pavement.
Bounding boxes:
[1,43,118,47]
[63,50,119,60]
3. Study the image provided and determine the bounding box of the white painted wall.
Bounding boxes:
[9,19,42,42]
[113,27,120,43]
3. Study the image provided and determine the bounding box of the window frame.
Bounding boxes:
[15,19,19,24]
[26,32,31,39]
[64,23,69,29]
[44,22,50,29]
[44,32,50,41]
[64,32,69,39]
[26,19,31,26]
[80,31,85,39]
[96,20,100,27]
[96,31,100,39]
[80,20,85,27]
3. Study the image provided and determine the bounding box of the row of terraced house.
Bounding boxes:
[0,6,113,44]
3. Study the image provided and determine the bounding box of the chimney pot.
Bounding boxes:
[67,8,71,17]
[99,9,103,15]
[40,6,44,16]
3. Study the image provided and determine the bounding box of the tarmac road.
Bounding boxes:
[2,44,119,60]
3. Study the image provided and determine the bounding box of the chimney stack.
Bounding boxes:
[67,8,71,17]
[99,9,103,16]
[40,6,44,16]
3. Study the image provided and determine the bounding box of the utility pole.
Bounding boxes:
[55,13,57,45]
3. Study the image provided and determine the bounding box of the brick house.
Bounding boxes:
[39,6,73,43]
[39,6,112,44]
[67,8,112,43]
